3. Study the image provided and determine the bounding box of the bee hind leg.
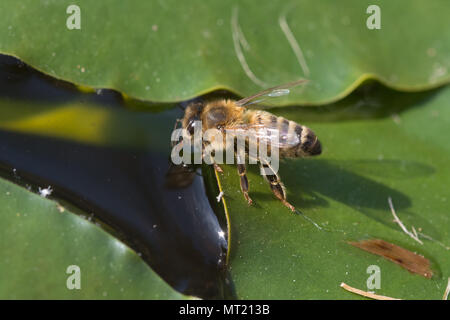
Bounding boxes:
[260,162,295,212]
[237,163,252,205]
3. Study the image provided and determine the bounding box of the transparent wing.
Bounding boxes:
[224,123,300,149]
[235,79,308,108]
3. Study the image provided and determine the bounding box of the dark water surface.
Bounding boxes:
[0,54,232,299]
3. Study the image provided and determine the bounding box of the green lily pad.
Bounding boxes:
[212,84,450,299]
[0,0,449,105]
[0,177,188,299]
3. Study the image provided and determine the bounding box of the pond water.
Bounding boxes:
[0,54,232,299]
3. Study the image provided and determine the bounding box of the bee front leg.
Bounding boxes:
[171,119,183,148]
[202,142,223,173]
[173,118,182,131]
[213,163,223,173]
[260,162,295,212]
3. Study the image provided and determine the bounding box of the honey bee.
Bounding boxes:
[171,80,322,212]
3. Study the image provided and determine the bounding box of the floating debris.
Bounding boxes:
[443,278,450,300]
[38,186,53,198]
[348,239,432,278]
[388,197,423,244]
[340,282,400,300]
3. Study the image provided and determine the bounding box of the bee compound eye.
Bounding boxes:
[187,120,197,135]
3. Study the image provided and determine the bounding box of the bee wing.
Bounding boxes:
[225,123,300,149]
[235,79,309,108]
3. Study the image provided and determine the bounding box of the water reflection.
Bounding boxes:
[0,54,232,299]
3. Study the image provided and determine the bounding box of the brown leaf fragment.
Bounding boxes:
[348,239,433,278]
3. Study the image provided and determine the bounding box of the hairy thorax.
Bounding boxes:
[200,100,244,130]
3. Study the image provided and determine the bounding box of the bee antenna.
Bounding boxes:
[177,104,186,111]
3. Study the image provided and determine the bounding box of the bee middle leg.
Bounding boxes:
[259,162,295,212]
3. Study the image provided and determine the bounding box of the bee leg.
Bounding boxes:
[171,119,183,148]
[260,162,295,212]
[173,118,182,131]
[237,163,252,205]
[214,163,223,173]
[235,152,252,205]
[202,142,223,173]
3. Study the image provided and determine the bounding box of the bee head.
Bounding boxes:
[183,102,204,135]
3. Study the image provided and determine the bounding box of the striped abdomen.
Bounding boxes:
[248,111,322,158]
